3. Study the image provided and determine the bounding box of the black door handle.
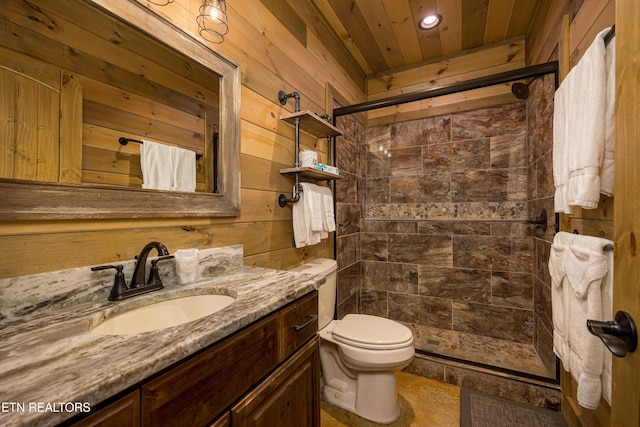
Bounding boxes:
[587,311,638,357]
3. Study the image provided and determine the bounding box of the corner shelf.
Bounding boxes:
[279,110,343,137]
[279,167,341,181]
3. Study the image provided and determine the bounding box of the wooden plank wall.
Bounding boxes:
[527,1,615,426]
[365,38,528,125]
[0,0,365,278]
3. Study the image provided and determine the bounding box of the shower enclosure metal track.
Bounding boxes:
[333,61,559,117]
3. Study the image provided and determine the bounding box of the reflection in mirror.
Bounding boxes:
[0,0,240,219]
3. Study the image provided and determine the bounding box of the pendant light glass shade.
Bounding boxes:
[197,0,230,44]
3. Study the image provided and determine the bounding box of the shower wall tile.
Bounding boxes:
[491,133,527,169]
[388,234,452,265]
[366,177,389,204]
[451,138,491,171]
[418,266,491,303]
[424,142,453,172]
[361,289,388,317]
[452,103,527,140]
[361,260,418,294]
[390,147,423,176]
[337,224,360,269]
[491,271,533,309]
[337,292,358,320]
[336,171,357,204]
[335,203,360,236]
[452,301,534,344]
[367,151,391,177]
[362,220,417,234]
[336,136,358,172]
[361,232,388,261]
[389,293,453,329]
[421,172,451,202]
[451,170,510,202]
[351,99,554,365]
[390,176,422,203]
[337,262,361,306]
[366,124,390,152]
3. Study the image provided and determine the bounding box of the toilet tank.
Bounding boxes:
[289,258,337,329]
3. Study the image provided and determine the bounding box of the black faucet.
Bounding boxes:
[91,241,173,301]
[130,241,170,288]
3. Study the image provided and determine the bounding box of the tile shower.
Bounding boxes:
[335,75,557,380]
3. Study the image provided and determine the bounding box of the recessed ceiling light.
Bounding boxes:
[418,13,442,30]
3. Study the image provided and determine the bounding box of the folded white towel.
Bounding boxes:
[171,146,196,192]
[140,140,173,191]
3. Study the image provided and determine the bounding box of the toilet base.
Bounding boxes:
[323,371,401,424]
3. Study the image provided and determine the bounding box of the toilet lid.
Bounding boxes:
[332,314,413,350]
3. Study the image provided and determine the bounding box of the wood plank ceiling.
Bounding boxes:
[312,0,543,77]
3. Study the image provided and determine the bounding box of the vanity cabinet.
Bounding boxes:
[69,391,140,427]
[66,291,319,427]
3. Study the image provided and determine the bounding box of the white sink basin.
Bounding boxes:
[91,294,235,335]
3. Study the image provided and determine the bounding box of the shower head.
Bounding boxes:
[511,82,530,100]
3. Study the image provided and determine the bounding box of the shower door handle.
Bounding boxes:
[587,311,638,357]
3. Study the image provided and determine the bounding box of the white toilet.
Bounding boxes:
[291,258,414,423]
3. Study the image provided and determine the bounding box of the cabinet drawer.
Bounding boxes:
[279,291,318,361]
[232,336,320,427]
[141,313,280,427]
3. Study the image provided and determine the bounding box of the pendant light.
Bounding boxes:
[197,0,230,44]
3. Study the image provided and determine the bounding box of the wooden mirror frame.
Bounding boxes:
[0,0,240,220]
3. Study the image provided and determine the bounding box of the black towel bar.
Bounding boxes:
[118,137,202,160]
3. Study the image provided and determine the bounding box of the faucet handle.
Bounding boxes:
[91,264,128,301]
[147,255,174,287]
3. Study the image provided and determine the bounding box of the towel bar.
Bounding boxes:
[119,137,202,160]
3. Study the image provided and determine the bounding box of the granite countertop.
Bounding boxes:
[0,248,321,427]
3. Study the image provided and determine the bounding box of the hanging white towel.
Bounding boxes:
[171,146,196,192]
[140,140,173,191]
[140,140,196,192]
[548,231,613,409]
[317,186,336,232]
[552,85,572,214]
[553,27,615,213]
[292,183,336,248]
[600,33,616,196]
[300,183,324,233]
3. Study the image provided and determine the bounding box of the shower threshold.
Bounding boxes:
[408,324,557,382]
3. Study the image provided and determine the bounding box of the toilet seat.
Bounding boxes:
[332,314,413,350]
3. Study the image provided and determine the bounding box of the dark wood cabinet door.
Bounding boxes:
[231,336,320,427]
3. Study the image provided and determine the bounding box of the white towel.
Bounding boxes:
[553,85,572,214]
[171,146,196,192]
[140,140,173,191]
[553,27,615,212]
[317,186,336,232]
[140,140,196,192]
[548,232,613,409]
[300,183,324,233]
[600,33,615,196]
[292,183,336,248]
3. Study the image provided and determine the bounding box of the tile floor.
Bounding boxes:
[320,371,461,427]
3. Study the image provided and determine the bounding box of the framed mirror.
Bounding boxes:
[0,0,240,219]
